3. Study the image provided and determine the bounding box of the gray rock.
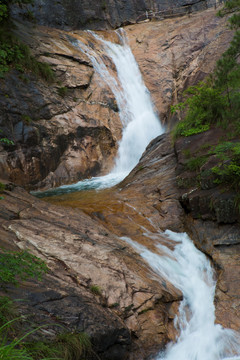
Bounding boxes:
[11,0,223,30]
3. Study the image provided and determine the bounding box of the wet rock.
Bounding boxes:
[172,126,240,335]
[0,184,181,359]
[0,10,232,189]
[0,25,122,190]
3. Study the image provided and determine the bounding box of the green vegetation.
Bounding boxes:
[0,182,5,193]
[0,321,36,360]
[0,129,14,145]
[57,86,68,98]
[0,247,94,360]
[172,81,225,138]
[56,332,92,360]
[24,331,92,360]
[0,0,55,80]
[0,295,93,360]
[0,0,34,24]
[0,31,55,80]
[0,249,48,287]
[173,0,240,191]
[22,114,32,124]
[172,0,240,139]
[90,284,102,296]
[0,297,18,333]
[186,155,208,171]
[210,142,240,190]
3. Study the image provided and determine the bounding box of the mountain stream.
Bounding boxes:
[37,30,240,360]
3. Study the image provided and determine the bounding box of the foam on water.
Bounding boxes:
[122,231,240,360]
[34,30,163,197]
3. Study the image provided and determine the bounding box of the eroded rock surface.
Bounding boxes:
[0,25,122,190]
[44,130,240,343]
[126,8,233,125]
[0,9,232,189]
[0,180,181,360]
[1,130,240,358]
[12,0,222,30]
[173,129,240,333]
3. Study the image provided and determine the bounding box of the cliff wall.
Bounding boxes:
[12,0,225,30]
[0,8,232,190]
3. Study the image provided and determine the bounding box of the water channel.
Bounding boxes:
[35,30,240,360]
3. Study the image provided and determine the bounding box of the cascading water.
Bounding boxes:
[35,30,163,197]
[33,27,240,360]
[122,231,240,360]
[81,30,164,176]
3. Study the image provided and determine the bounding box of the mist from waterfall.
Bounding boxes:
[122,231,240,360]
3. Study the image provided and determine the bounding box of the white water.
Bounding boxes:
[35,30,163,197]
[33,29,240,360]
[82,30,163,176]
[122,231,240,360]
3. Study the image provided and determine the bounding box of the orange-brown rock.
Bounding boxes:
[0,8,233,190]
[0,25,122,190]
[125,8,233,126]
[0,177,182,359]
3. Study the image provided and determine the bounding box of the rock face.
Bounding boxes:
[173,129,240,333]
[1,131,240,358]
[1,4,239,359]
[125,7,233,125]
[0,8,232,190]
[0,180,181,360]
[12,0,224,30]
[32,130,240,349]
[0,25,122,190]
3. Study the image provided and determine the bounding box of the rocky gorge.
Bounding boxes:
[0,2,240,360]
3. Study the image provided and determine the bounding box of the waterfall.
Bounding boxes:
[33,29,240,360]
[80,30,164,176]
[35,30,163,197]
[122,231,240,360]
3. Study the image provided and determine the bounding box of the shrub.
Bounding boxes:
[186,156,208,171]
[209,141,240,190]
[172,81,227,139]
[0,30,55,81]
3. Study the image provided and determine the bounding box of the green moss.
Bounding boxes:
[124,304,134,312]
[109,302,119,308]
